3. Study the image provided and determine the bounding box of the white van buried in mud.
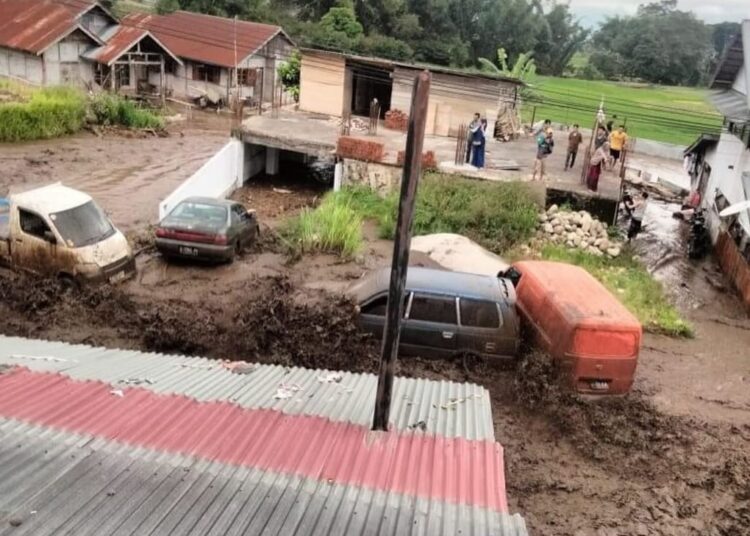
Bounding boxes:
[0,184,135,285]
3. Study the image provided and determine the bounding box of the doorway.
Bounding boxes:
[348,62,392,118]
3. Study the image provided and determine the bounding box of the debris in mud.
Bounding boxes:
[513,352,690,461]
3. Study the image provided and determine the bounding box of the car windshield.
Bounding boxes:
[50,201,115,248]
[163,201,228,231]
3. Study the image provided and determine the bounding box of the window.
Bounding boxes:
[115,65,130,88]
[193,63,221,84]
[408,294,457,324]
[238,68,258,87]
[460,299,501,328]
[361,294,410,316]
[50,201,114,248]
[19,209,52,241]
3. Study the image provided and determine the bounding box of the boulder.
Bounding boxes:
[538,213,549,223]
[543,223,554,234]
[594,238,603,247]
[572,235,582,247]
[547,204,559,215]
[588,246,603,256]
[554,225,564,235]
[580,240,589,249]
[607,247,621,258]
[575,228,584,237]
[581,219,592,233]
[564,224,573,232]
[598,239,610,252]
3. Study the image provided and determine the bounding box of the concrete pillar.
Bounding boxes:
[334,161,343,191]
[265,147,280,176]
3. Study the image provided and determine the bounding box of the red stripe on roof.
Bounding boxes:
[0,368,508,512]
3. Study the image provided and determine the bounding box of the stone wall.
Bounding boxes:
[341,159,402,195]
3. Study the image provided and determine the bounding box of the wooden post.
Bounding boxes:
[529,106,537,130]
[372,71,431,432]
[160,56,166,107]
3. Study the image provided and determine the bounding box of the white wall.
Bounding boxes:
[159,139,244,220]
[702,130,750,240]
[0,47,43,85]
[733,64,748,96]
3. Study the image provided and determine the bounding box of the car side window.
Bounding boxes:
[230,205,243,225]
[19,209,52,241]
[361,294,410,316]
[460,298,501,328]
[408,293,457,324]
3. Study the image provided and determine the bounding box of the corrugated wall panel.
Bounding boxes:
[0,336,494,441]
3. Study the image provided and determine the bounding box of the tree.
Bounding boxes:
[156,0,180,14]
[533,3,588,76]
[478,48,537,82]
[312,3,364,51]
[278,50,301,101]
[591,7,712,85]
[711,22,742,56]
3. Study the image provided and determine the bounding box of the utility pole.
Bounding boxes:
[372,71,431,432]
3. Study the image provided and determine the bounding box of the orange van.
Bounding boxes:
[511,261,642,395]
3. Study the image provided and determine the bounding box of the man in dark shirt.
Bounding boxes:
[565,124,583,171]
[606,114,618,133]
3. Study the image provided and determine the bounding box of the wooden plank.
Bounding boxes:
[372,71,431,432]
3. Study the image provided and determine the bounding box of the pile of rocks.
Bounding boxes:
[538,205,622,258]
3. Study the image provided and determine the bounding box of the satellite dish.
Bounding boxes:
[719,200,750,217]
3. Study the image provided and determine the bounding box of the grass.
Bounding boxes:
[338,173,540,253]
[541,244,693,337]
[281,192,364,259]
[523,75,722,146]
[89,93,164,129]
[0,85,87,142]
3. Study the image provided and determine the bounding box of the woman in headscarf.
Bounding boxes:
[470,119,486,169]
[586,142,609,192]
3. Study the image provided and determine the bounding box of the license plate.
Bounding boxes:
[109,271,127,284]
[179,246,199,256]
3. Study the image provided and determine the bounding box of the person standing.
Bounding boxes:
[565,124,583,171]
[609,125,628,168]
[586,142,609,192]
[594,125,608,149]
[532,129,554,181]
[470,119,486,169]
[626,192,648,241]
[533,119,552,136]
[466,112,481,163]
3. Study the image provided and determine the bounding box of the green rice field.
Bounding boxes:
[523,76,722,146]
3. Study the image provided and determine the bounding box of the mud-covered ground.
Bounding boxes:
[1,123,749,534]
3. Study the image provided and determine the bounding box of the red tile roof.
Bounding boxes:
[123,10,288,68]
[0,0,99,54]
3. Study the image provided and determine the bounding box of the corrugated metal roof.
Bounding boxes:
[0,419,528,535]
[122,10,288,68]
[82,25,182,66]
[709,89,750,122]
[0,335,496,441]
[0,0,97,54]
[710,30,744,90]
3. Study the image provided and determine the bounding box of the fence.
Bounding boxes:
[715,231,750,309]
[159,139,243,220]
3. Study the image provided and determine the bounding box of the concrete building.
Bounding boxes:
[122,11,295,105]
[0,0,294,104]
[686,20,750,305]
[299,49,523,137]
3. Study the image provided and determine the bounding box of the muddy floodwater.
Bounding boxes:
[0,118,229,231]
[1,124,749,535]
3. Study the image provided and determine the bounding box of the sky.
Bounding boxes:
[568,0,750,28]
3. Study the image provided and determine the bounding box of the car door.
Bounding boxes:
[231,204,252,247]
[12,208,59,276]
[457,297,507,357]
[401,292,458,358]
[228,205,245,247]
[358,292,411,341]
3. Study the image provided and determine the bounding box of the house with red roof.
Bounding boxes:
[0,0,294,105]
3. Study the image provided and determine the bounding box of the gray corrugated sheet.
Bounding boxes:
[0,336,494,441]
[709,89,750,121]
[0,419,528,536]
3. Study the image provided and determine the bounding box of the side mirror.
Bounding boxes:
[43,230,57,244]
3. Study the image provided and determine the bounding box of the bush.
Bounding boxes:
[89,93,163,129]
[282,192,364,259]
[340,174,540,253]
[0,86,86,142]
